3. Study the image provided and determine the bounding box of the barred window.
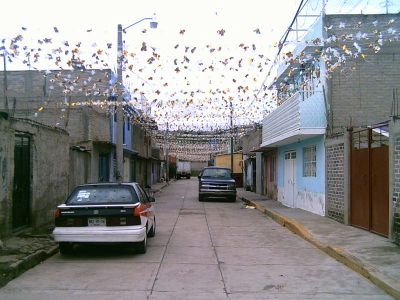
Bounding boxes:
[303,146,316,177]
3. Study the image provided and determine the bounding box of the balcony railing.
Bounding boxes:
[263,92,301,145]
[262,90,326,147]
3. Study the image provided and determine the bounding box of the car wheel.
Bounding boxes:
[59,242,73,255]
[148,218,156,237]
[136,233,147,254]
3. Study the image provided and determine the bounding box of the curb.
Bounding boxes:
[0,245,58,288]
[241,197,400,300]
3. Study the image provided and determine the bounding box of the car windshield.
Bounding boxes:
[202,168,231,178]
[67,185,139,205]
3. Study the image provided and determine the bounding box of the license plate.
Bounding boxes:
[88,217,106,226]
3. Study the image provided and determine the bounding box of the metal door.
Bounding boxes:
[351,126,389,236]
[284,151,296,208]
[99,153,110,182]
[12,134,31,229]
[350,148,370,230]
[371,146,389,236]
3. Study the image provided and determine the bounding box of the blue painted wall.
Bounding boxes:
[277,135,325,193]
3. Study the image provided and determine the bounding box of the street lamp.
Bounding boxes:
[115,17,157,182]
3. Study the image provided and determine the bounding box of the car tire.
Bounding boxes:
[148,219,156,237]
[59,242,73,255]
[136,234,147,254]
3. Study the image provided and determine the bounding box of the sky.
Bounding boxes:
[1,0,399,132]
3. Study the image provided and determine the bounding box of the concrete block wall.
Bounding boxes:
[240,127,262,154]
[325,14,400,134]
[392,120,400,245]
[326,140,345,223]
[1,69,112,142]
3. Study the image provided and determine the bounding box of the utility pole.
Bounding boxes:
[115,18,157,183]
[116,24,124,182]
[166,122,169,182]
[3,50,9,113]
[230,100,234,173]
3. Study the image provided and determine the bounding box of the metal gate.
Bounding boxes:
[12,134,31,229]
[350,125,389,236]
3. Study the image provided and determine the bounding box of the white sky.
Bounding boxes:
[1,0,398,131]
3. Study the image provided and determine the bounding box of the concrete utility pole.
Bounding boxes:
[166,122,169,182]
[230,100,234,173]
[2,50,9,113]
[115,17,157,183]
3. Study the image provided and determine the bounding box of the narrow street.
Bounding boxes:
[0,179,392,299]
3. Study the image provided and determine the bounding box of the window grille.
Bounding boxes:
[303,145,316,177]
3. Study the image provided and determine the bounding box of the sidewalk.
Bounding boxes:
[0,180,170,288]
[237,188,400,300]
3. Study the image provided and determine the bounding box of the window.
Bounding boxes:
[123,119,126,144]
[202,168,231,178]
[67,185,139,205]
[303,146,316,177]
[285,151,296,160]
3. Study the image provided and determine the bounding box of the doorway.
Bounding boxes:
[351,126,389,236]
[12,134,31,229]
[284,151,296,208]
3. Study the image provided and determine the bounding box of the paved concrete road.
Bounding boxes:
[0,179,393,299]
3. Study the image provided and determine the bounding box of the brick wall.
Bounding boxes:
[326,139,345,223]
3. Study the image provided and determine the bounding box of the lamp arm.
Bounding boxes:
[123,17,153,32]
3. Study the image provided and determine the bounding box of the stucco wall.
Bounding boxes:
[11,118,70,229]
[0,115,14,237]
[277,135,326,215]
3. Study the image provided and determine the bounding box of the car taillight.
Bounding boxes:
[134,204,146,217]
[54,208,61,219]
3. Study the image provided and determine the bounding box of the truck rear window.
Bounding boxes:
[67,185,139,205]
[202,169,231,178]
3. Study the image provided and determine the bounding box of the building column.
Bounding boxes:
[256,152,263,195]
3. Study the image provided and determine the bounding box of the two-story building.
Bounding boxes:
[261,13,399,240]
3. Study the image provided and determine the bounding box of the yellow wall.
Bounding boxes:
[214,153,243,173]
